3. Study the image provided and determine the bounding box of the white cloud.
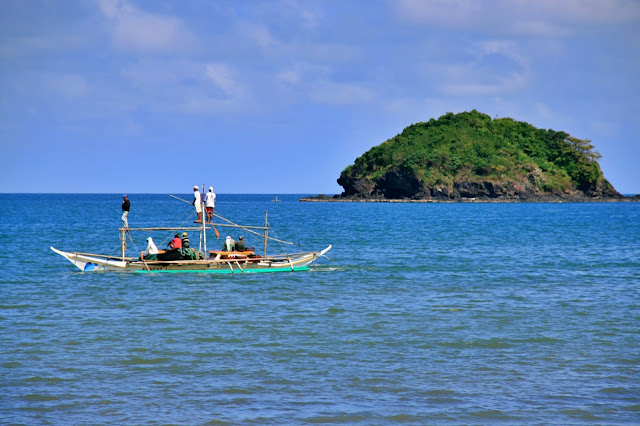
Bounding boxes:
[309,81,375,105]
[96,0,121,19]
[395,0,481,26]
[96,0,195,52]
[414,39,530,98]
[271,62,374,105]
[116,59,251,115]
[514,20,571,38]
[205,64,243,99]
[237,21,278,49]
[443,72,527,96]
[471,40,529,68]
[174,97,245,115]
[275,62,329,85]
[0,34,88,56]
[42,74,90,98]
[394,0,640,36]
[589,119,620,138]
[535,103,553,121]
[278,0,322,28]
[527,0,640,24]
[120,59,190,92]
[277,70,300,85]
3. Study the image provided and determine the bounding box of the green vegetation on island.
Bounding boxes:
[337,110,620,200]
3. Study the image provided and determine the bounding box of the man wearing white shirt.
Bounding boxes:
[205,186,216,224]
[192,185,202,223]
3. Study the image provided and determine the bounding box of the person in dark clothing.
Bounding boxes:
[235,235,246,251]
[181,232,190,248]
[121,195,130,228]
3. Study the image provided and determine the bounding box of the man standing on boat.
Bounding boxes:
[205,186,216,224]
[121,195,130,229]
[192,185,202,223]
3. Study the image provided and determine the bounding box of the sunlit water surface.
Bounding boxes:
[1,194,639,423]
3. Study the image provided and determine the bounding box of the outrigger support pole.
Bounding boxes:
[120,229,126,260]
[264,211,268,258]
[202,184,207,255]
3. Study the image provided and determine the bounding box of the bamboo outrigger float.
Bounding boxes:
[51,188,331,274]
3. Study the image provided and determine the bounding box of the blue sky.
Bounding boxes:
[1,0,639,194]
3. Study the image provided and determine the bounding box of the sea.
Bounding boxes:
[1,193,639,424]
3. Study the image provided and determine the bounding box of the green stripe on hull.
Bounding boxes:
[135,266,310,274]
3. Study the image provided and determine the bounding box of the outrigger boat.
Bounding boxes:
[51,189,331,274]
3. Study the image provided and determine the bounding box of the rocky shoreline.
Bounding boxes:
[309,173,637,203]
[299,194,640,203]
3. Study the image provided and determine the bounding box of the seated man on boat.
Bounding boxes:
[140,237,159,261]
[157,233,204,261]
[223,235,235,251]
[235,235,246,251]
[209,235,255,260]
[181,232,190,248]
[168,233,183,250]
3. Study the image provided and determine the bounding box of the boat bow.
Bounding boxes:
[51,247,127,271]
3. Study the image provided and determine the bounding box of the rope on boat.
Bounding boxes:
[171,193,292,246]
[126,230,150,272]
[159,211,197,248]
[267,221,289,257]
[210,210,293,245]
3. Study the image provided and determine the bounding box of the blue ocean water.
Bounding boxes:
[1,194,639,423]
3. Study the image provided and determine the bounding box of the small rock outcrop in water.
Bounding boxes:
[305,110,625,202]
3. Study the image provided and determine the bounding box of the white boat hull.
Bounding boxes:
[51,245,331,273]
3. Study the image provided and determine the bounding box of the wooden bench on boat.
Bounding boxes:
[209,250,257,260]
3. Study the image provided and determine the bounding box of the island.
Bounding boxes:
[302,110,638,203]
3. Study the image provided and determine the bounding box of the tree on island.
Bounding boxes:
[336,110,620,201]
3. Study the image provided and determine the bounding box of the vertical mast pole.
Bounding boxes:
[202,184,207,255]
[263,210,268,258]
[120,229,126,260]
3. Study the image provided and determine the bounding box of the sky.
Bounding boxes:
[1,0,639,194]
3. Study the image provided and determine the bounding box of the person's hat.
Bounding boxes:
[175,233,180,237]
[239,236,243,240]
[209,186,213,191]
[146,237,150,241]
[193,185,198,190]
[182,232,187,236]
[123,195,127,198]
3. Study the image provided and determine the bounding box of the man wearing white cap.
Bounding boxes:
[192,185,202,223]
[205,186,216,224]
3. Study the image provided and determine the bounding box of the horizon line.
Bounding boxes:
[0,192,341,195]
